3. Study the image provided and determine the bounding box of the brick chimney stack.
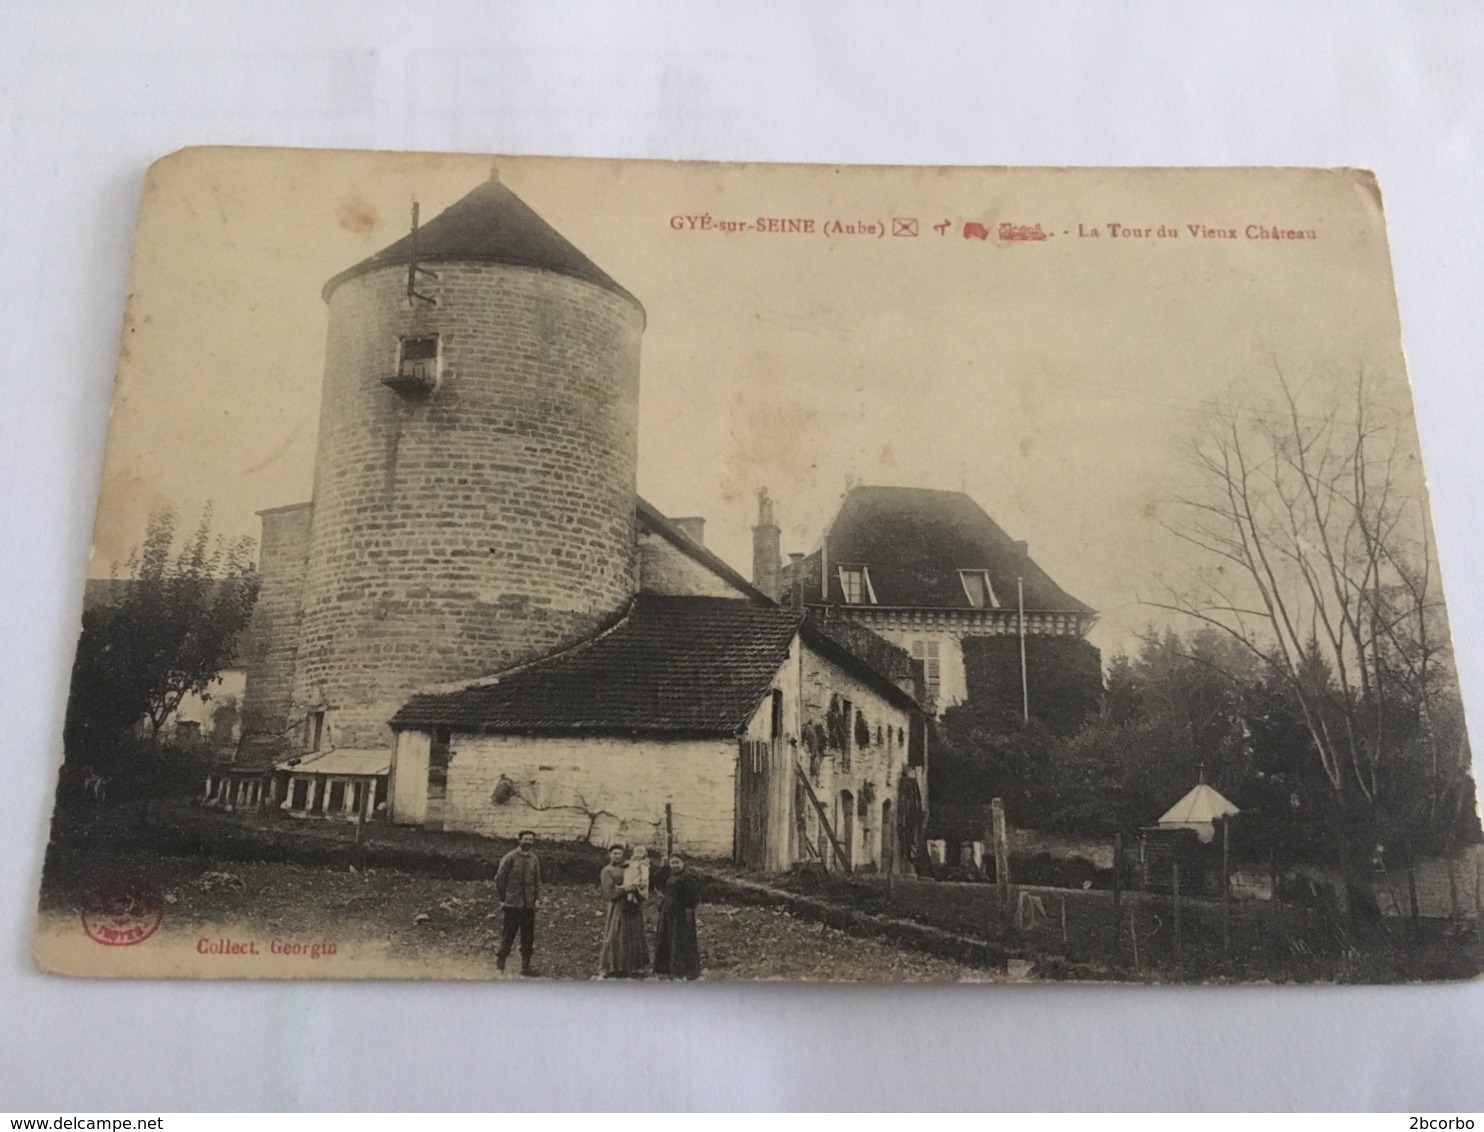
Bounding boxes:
[788,552,805,609]
[752,488,781,601]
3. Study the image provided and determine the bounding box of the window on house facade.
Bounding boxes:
[305,711,324,753]
[838,565,876,605]
[911,640,941,702]
[959,569,1000,609]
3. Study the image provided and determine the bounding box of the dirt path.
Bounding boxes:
[39,848,986,982]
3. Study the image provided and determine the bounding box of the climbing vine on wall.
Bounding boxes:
[492,775,519,805]
[826,696,845,751]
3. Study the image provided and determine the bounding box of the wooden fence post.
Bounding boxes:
[665,803,674,858]
[1173,861,1182,964]
[885,831,896,903]
[991,798,1011,928]
[1221,819,1231,954]
[1129,906,1139,972]
[1112,833,1123,964]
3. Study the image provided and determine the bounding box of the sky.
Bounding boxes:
[91,149,1424,660]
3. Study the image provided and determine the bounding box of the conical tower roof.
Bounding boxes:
[1157,782,1239,827]
[322,173,641,311]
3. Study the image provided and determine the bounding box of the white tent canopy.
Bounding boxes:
[1157,782,1239,843]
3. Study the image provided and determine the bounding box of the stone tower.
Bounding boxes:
[287,173,645,750]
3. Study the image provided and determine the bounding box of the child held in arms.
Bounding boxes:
[623,846,650,904]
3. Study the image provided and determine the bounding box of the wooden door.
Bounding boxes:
[734,739,770,868]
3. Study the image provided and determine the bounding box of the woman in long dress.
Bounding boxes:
[599,843,650,977]
[653,854,702,980]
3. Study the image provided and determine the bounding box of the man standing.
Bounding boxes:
[494,830,541,976]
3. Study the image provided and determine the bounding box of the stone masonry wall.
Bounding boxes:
[799,647,914,871]
[867,624,968,713]
[442,732,737,857]
[294,262,644,749]
[239,502,313,753]
[636,527,752,599]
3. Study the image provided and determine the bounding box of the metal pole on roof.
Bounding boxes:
[1018,575,1029,723]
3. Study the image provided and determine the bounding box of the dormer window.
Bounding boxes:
[959,569,1000,609]
[838,565,877,605]
[383,335,439,395]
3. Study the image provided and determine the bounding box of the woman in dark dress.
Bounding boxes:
[598,843,650,977]
[653,854,702,980]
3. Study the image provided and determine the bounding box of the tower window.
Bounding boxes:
[959,569,1000,609]
[838,565,876,605]
[384,335,439,395]
[305,710,325,753]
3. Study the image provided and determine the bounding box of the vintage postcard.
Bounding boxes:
[34,148,1482,982]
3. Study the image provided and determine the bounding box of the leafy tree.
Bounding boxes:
[937,627,1258,836]
[64,506,259,761]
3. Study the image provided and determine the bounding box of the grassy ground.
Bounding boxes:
[753,864,1484,983]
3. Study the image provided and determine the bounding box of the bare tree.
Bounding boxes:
[1153,368,1467,913]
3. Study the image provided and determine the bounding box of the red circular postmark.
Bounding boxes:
[80,878,164,947]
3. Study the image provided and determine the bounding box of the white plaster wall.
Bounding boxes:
[441,732,738,856]
[391,729,431,825]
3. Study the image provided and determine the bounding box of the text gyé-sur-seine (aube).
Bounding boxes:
[667,214,1318,242]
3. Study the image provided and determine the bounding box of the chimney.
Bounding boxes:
[789,552,805,610]
[752,489,781,601]
[671,516,706,546]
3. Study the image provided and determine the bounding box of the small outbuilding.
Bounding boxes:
[1141,779,1240,897]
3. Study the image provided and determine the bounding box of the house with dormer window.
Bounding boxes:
[762,485,1099,719]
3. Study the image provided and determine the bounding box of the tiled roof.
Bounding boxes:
[785,486,1092,614]
[322,174,641,311]
[276,748,391,777]
[391,594,805,737]
[802,608,919,692]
